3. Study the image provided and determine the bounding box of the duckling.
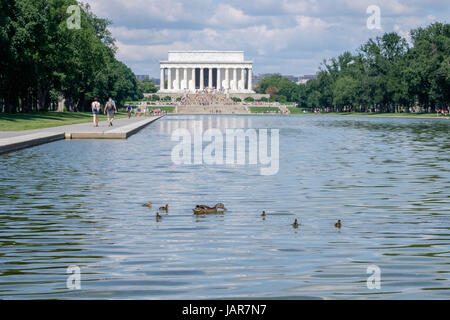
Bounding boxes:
[159,204,169,211]
[155,212,162,219]
[142,201,152,207]
[292,218,299,228]
[335,219,342,228]
[193,203,227,214]
[261,211,266,217]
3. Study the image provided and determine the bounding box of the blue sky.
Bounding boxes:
[86,0,449,77]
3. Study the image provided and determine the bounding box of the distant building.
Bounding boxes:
[284,75,299,82]
[136,75,150,81]
[252,73,301,85]
[252,73,272,84]
[136,75,160,86]
[248,73,318,88]
[297,74,317,84]
[150,78,160,86]
[159,50,254,93]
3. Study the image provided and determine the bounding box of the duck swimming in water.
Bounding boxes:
[261,211,266,217]
[292,219,299,228]
[159,204,168,211]
[193,203,227,214]
[155,212,162,219]
[335,219,342,228]
[142,201,152,207]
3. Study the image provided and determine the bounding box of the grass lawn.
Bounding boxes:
[147,106,175,113]
[124,101,143,105]
[287,107,307,114]
[0,111,129,131]
[249,107,281,113]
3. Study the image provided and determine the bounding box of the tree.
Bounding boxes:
[295,23,449,113]
[333,76,358,110]
[0,0,141,113]
[408,22,450,111]
[137,78,157,94]
[255,74,299,102]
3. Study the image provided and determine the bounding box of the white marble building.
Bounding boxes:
[159,51,254,93]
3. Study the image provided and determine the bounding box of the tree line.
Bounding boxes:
[0,0,142,113]
[256,22,449,113]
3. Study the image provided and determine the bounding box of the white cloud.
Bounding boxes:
[207,4,259,26]
[84,0,450,76]
[281,0,319,14]
[115,41,194,62]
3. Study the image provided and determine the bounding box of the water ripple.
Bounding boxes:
[0,115,449,299]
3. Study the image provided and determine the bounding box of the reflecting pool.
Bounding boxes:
[1,115,449,299]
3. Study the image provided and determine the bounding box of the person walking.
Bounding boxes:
[104,97,117,127]
[127,104,132,119]
[91,98,101,127]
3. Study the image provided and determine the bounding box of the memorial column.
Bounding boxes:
[183,68,187,90]
[160,67,165,90]
[167,67,172,90]
[192,68,196,91]
[200,67,204,90]
[208,68,213,89]
[175,68,180,90]
[225,68,229,89]
[216,67,221,90]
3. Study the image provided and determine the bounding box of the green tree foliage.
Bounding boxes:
[137,78,157,94]
[255,22,449,113]
[255,74,299,102]
[0,0,140,113]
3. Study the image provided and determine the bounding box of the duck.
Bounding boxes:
[193,203,227,214]
[159,204,169,211]
[292,218,299,228]
[155,212,162,219]
[261,211,266,217]
[142,201,152,207]
[335,219,342,228]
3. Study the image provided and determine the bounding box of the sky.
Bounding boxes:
[85,0,449,77]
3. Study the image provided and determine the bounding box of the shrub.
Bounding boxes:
[270,94,287,103]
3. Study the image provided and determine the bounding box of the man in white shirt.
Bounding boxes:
[91,98,101,127]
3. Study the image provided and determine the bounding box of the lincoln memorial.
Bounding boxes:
[159,51,254,93]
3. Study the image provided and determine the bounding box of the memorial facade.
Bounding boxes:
[158,51,254,93]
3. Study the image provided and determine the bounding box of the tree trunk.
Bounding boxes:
[57,95,66,112]
[6,91,18,113]
[21,91,32,113]
[38,87,48,111]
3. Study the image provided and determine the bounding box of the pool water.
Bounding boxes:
[0,115,449,299]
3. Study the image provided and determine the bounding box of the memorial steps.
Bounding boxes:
[176,105,250,114]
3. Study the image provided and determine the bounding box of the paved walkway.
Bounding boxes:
[0,116,161,139]
[0,115,163,154]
